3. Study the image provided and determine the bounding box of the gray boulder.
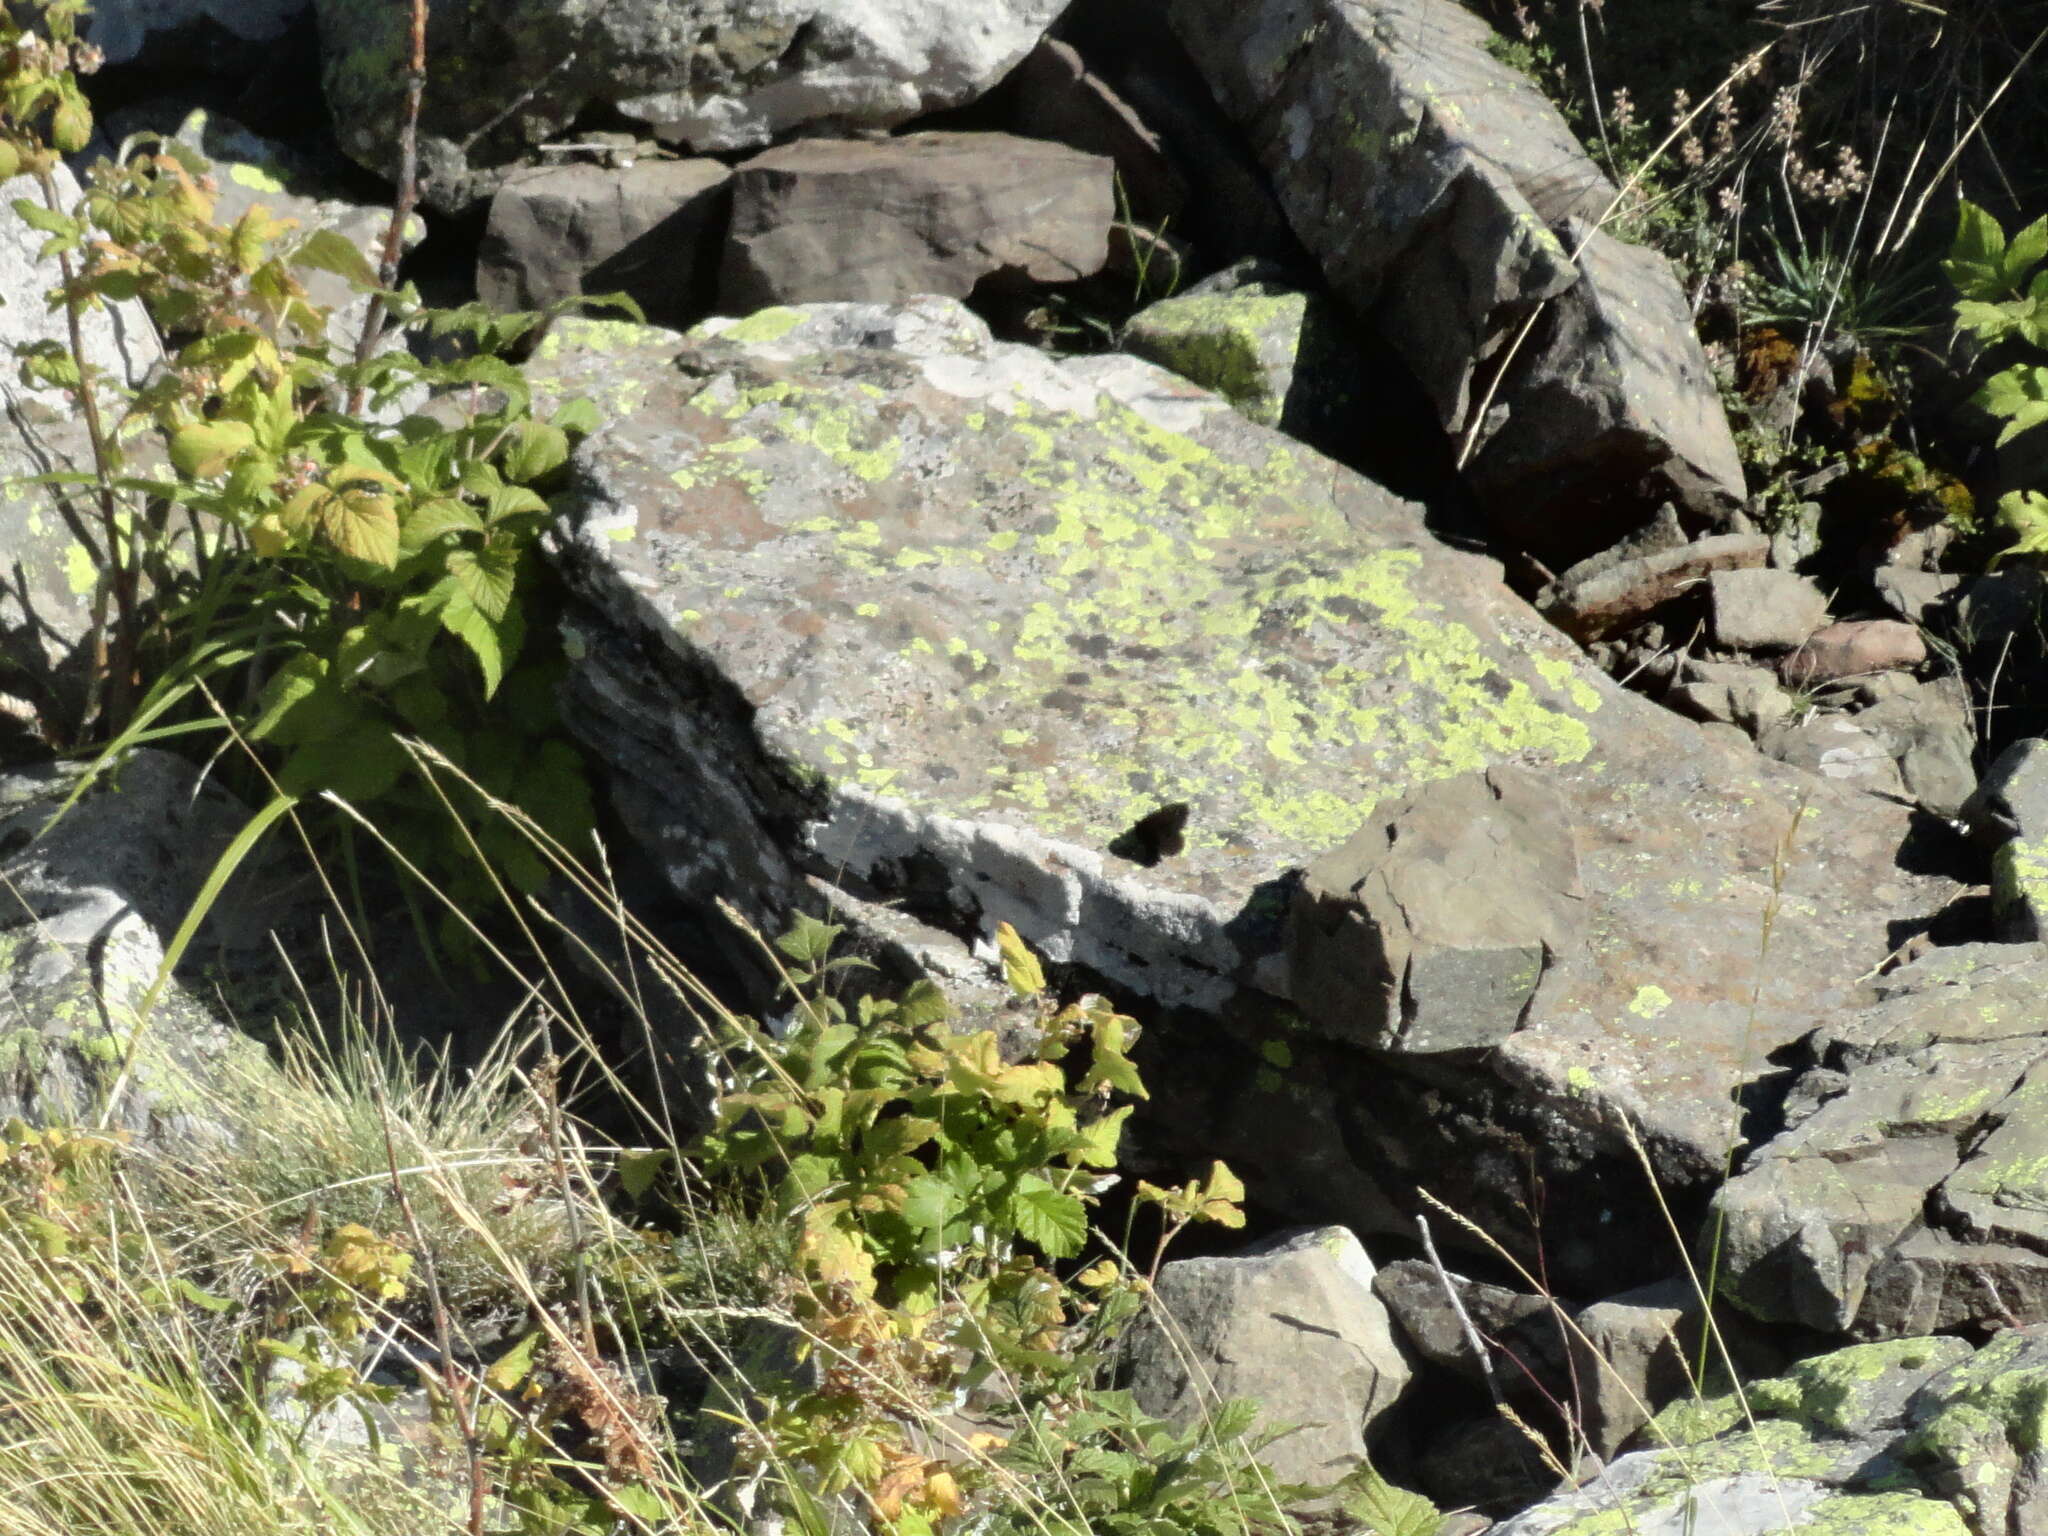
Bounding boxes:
[719,134,1114,311]
[1756,714,1908,799]
[529,299,1959,1290]
[0,750,295,1145]
[314,0,1066,211]
[1714,944,2048,1336]
[1126,1226,1410,1488]
[1496,1334,1978,1535]
[479,159,733,329]
[1165,0,1744,566]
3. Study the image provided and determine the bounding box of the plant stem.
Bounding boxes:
[346,0,429,414]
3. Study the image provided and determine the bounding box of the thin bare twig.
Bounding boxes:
[1417,1213,1502,1407]
[346,0,430,412]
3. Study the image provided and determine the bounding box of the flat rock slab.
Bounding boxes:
[533,300,1955,1265]
[719,133,1114,311]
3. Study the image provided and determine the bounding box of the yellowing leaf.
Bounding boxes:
[319,487,400,567]
[484,1329,542,1393]
[168,419,256,479]
[995,920,1046,998]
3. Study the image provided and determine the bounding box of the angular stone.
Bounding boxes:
[1876,568,1961,626]
[1780,620,1927,687]
[1292,766,1585,1052]
[1127,1227,1410,1487]
[992,38,1186,224]
[1854,682,1978,815]
[479,159,733,329]
[1466,221,1749,566]
[1757,715,1907,798]
[529,299,1959,1289]
[1710,568,1831,653]
[719,134,1114,311]
[1536,534,1769,643]
[1714,939,2048,1336]
[1123,262,1318,429]
[1165,0,1743,565]
[1372,1258,1562,1388]
[1961,740,2048,939]
[315,0,1067,211]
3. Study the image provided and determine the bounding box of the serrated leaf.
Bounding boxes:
[445,543,519,623]
[862,1115,940,1162]
[1009,1177,1087,1258]
[294,225,377,288]
[169,419,256,479]
[1070,1104,1132,1169]
[10,199,74,238]
[318,486,400,567]
[894,978,950,1030]
[996,920,1046,998]
[1947,199,2010,301]
[400,496,486,553]
[486,481,548,521]
[1342,1466,1442,1536]
[2008,215,2048,288]
[900,1172,954,1236]
[501,419,569,484]
[432,575,523,697]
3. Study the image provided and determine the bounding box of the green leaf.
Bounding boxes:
[900,1173,954,1237]
[861,1115,940,1162]
[484,1330,542,1393]
[1009,1176,1087,1258]
[1947,199,2011,301]
[319,487,401,568]
[1070,1104,1132,1169]
[294,226,378,289]
[501,419,570,483]
[1341,1466,1442,1536]
[278,728,410,801]
[399,497,486,554]
[776,913,843,967]
[168,419,256,479]
[10,199,75,238]
[550,397,601,437]
[445,543,520,623]
[894,978,950,1030]
[433,580,522,697]
[616,1148,672,1201]
[2008,215,2048,288]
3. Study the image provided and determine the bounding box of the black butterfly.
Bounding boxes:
[1109,802,1190,868]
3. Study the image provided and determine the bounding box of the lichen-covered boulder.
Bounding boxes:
[0,750,296,1144]
[314,0,1066,212]
[531,298,1957,1289]
[1714,944,2048,1337]
[1963,739,2048,939]
[1493,1337,1979,1535]
[1163,0,1745,566]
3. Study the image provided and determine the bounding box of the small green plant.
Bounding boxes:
[0,0,621,977]
[1948,200,2048,560]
